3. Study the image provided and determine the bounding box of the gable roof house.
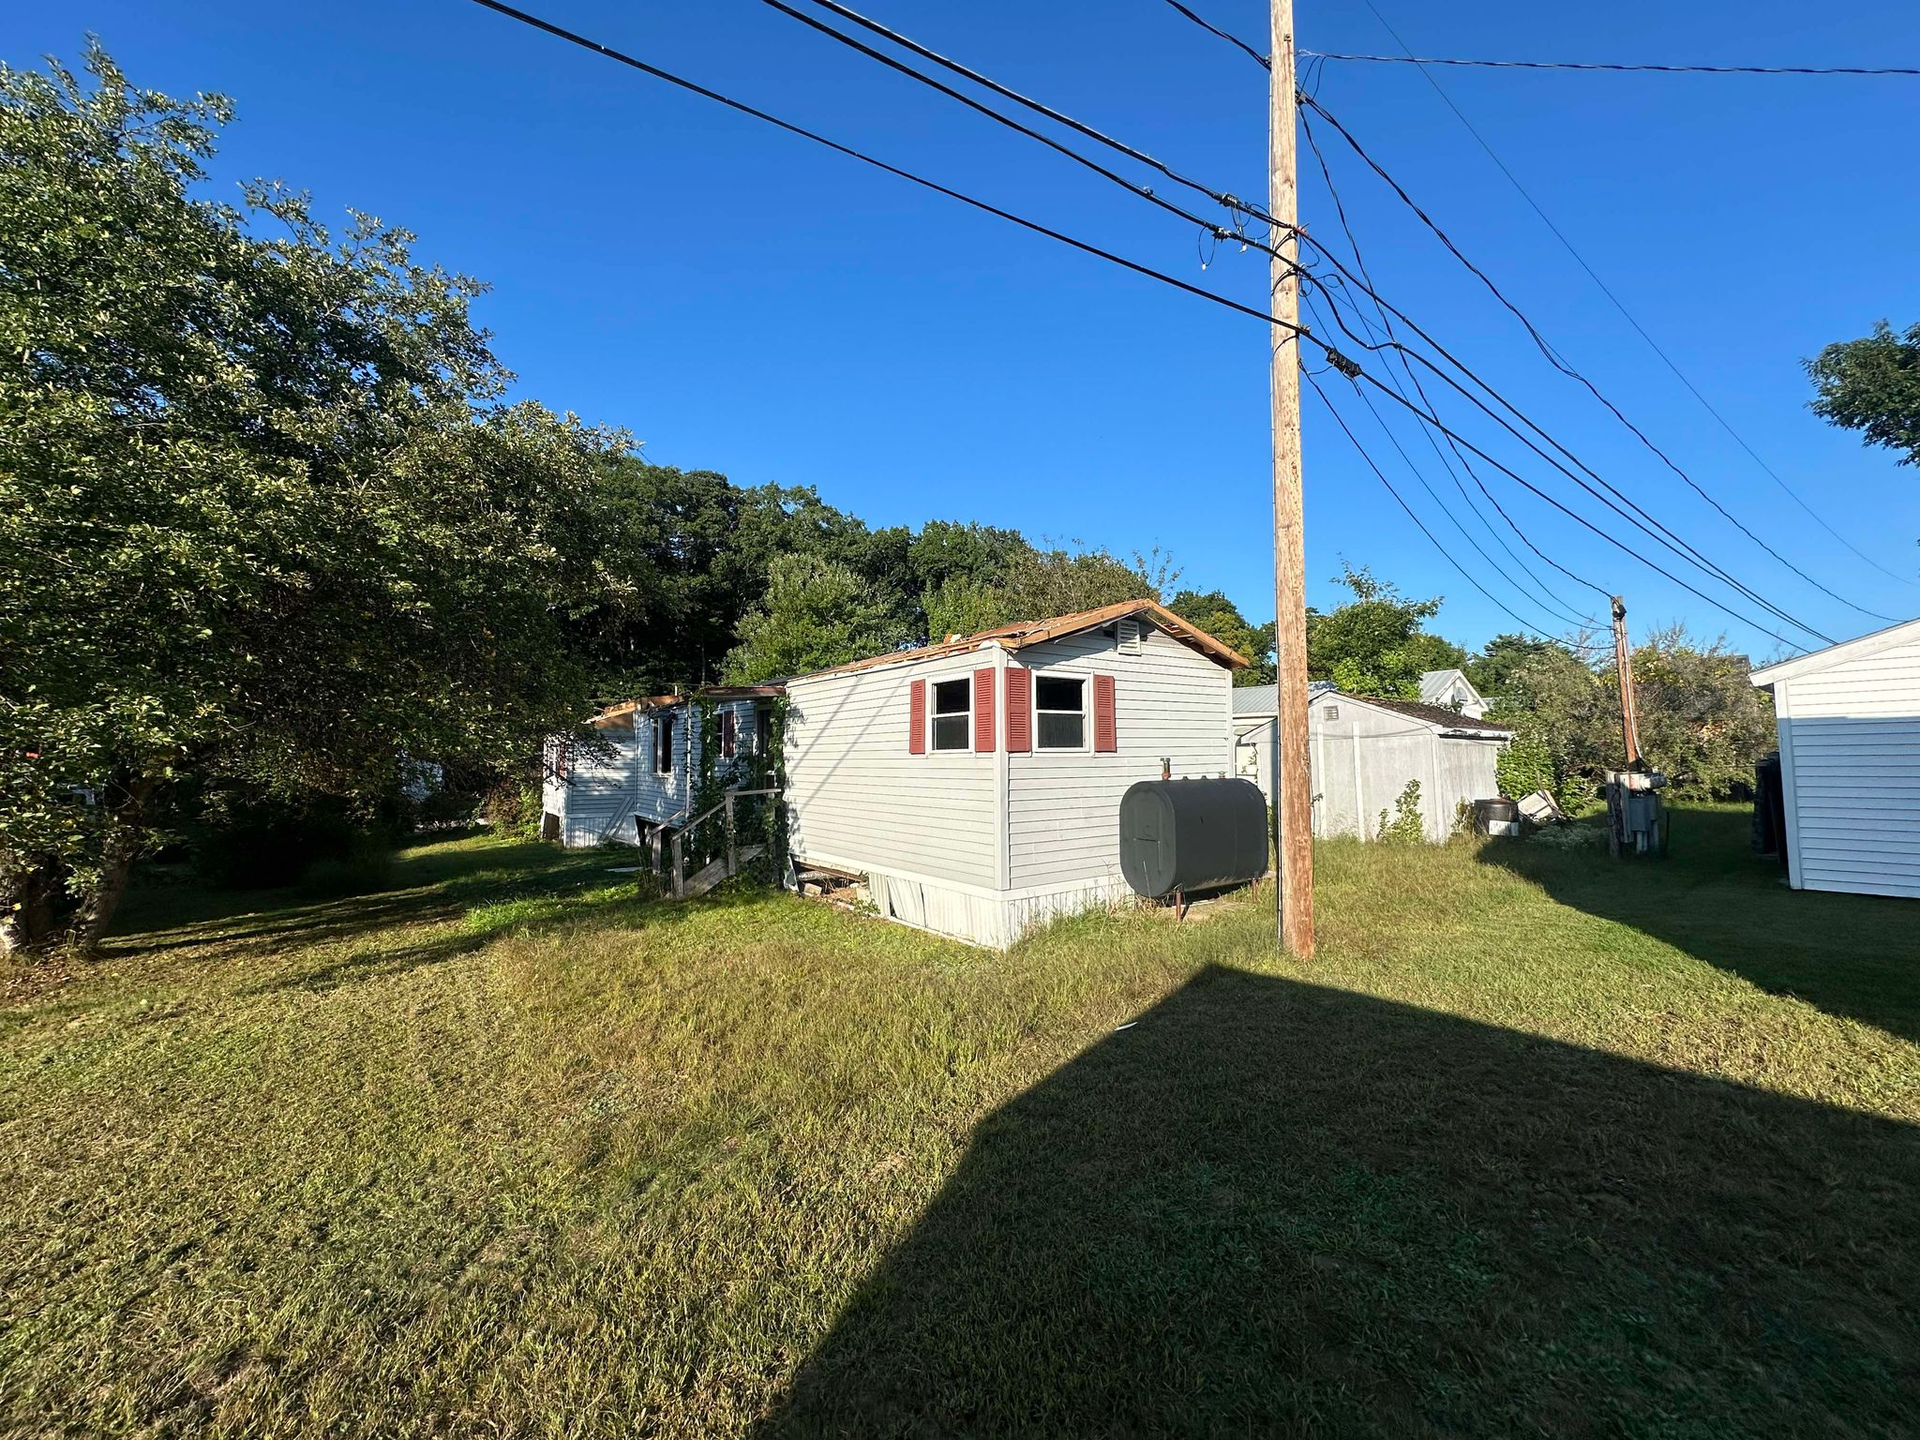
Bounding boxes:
[1752,617,1920,899]
[783,600,1247,948]
[1419,668,1491,719]
[542,687,783,850]
[1234,685,1509,842]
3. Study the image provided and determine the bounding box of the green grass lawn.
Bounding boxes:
[3,809,1918,1437]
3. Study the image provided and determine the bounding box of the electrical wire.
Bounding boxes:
[1311,293,1603,632]
[460,0,1813,651]
[783,0,1281,238]
[754,0,1259,249]
[1158,0,1268,69]
[1346,0,1920,591]
[1300,51,1920,77]
[1306,370,1608,648]
[1299,90,1895,622]
[757,0,1816,635]
[1298,116,1609,618]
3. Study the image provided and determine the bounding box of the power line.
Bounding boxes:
[756,0,1817,635]
[1298,120,1609,619]
[460,0,1282,325]
[1312,292,1602,631]
[1321,303,1837,644]
[1301,51,1920,77]
[1298,93,1895,624]
[1158,0,1268,69]
[782,0,1280,238]
[1347,0,1920,592]
[753,0,1259,250]
[463,0,1811,649]
[1306,371,1605,648]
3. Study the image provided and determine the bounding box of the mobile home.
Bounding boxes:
[783,600,1247,948]
[542,686,783,851]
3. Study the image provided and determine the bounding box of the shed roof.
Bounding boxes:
[1232,685,1509,735]
[1355,694,1511,734]
[795,599,1249,680]
[1750,616,1920,687]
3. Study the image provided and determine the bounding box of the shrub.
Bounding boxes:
[1376,780,1425,845]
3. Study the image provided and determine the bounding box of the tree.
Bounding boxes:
[1,45,620,950]
[1487,625,1773,804]
[1465,634,1562,696]
[1628,626,1776,796]
[1305,564,1451,698]
[722,554,906,684]
[1807,320,1920,468]
[1165,590,1274,685]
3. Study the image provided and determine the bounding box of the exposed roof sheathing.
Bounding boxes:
[796,599,1249,680]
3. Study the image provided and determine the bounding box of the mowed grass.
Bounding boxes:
[2,810,1918,1437]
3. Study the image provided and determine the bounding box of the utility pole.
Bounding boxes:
[1269,0,1314,956]
[1610,595,1643,768]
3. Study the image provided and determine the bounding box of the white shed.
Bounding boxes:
[783,600,1246,948]
[1751,617,1920,898]
[542,686,782,850]
[1234,685,1510,842]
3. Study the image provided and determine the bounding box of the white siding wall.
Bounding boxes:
[551,721,642,848]
[1293,699,1504,842]
[784,652,1002,894]
[1775,637,1920,898]
[1005,627,1231,890]
[544,698,764,847]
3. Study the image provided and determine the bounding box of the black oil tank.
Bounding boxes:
[1118,777,1269,899]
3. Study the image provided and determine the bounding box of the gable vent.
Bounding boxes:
[1115,618,1142,655]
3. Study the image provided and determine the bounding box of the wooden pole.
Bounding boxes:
[1611,595,1643,768]
[1270,0,1314,956]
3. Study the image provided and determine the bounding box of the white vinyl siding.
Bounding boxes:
[543,698,763,847]
[785,656,1000,892]
[1238,697,1505,842]
[1769,633,1920,898]
[1005,627,1231,889]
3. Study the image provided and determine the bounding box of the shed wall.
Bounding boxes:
[1775,636,1920,898]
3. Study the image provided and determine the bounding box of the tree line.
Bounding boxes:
[7,44,1906,950]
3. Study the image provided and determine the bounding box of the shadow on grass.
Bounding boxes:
[106,835,626,964]
[759,965,1920,1437]
[1478,806,1920,1045]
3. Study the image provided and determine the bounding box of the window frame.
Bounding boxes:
[654,712,676,776]
[927,672,974,754]
[1031,669,1091,753]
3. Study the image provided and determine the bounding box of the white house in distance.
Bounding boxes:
[783,599,1246,948]
[1420,667,1491,719]
[1751,617,1920,899]
[1234,684,1510,842]
[542,686,782,851]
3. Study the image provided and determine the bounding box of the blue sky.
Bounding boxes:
[11,0,1920,658]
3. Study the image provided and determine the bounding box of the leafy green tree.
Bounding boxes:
[1165,589,1275,685]
[1628,626,1777,796]
[1807,320,1920,468]
[1306,564,1451,698]
[722,554,906,683]
[1466,634,1563,696]
[1,44,619,950]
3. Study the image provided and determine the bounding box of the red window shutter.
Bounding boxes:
[908,678,927,754]
[721,710,737,759]
[974,666,997,752]
[1093,673,1117,752]
[1004,666,1032,753]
